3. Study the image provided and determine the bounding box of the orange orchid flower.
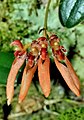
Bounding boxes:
[49,35,80,96]
[6,40,27,105]
[6,35,80,105]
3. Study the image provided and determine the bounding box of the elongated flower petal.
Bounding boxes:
[6,54,26,105]
[38,56,50,97]
[65,56,80,90]
[54,57,80,96]
[18,64,37,103]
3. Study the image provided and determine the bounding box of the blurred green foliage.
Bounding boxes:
[0,0,84,120]
[0,52,14,84]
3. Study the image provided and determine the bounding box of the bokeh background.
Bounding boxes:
[0,0,84,119]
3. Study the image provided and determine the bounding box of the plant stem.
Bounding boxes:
[43,0,51,36]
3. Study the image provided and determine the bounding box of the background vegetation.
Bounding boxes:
[0,0,84,119]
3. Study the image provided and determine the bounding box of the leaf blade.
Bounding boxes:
[59,0,84,28]
[0,52,14,84]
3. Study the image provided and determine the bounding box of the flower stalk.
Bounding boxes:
[43,0,51,36]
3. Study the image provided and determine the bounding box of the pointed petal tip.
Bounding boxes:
[7,99,11,106]
[18,96,23,104]
[73,88,81,97]
[76,90,81,97]
[18,99,22,104]
[44,91,50,98]
[45,94,49,98]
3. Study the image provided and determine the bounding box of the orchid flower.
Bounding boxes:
[19,37,50,103]
[6,40,27,105]
[6,35,80,105]
[49,35,80,96]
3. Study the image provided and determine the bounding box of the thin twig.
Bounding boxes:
[8,112,27,119]
[43,105,59,115]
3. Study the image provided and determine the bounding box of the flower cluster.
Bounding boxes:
[6,34,80,105]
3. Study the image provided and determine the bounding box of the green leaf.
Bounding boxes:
[59,0,84,28]
[0,52,14,84]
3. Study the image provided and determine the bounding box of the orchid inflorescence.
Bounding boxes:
[6,34,80,105]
